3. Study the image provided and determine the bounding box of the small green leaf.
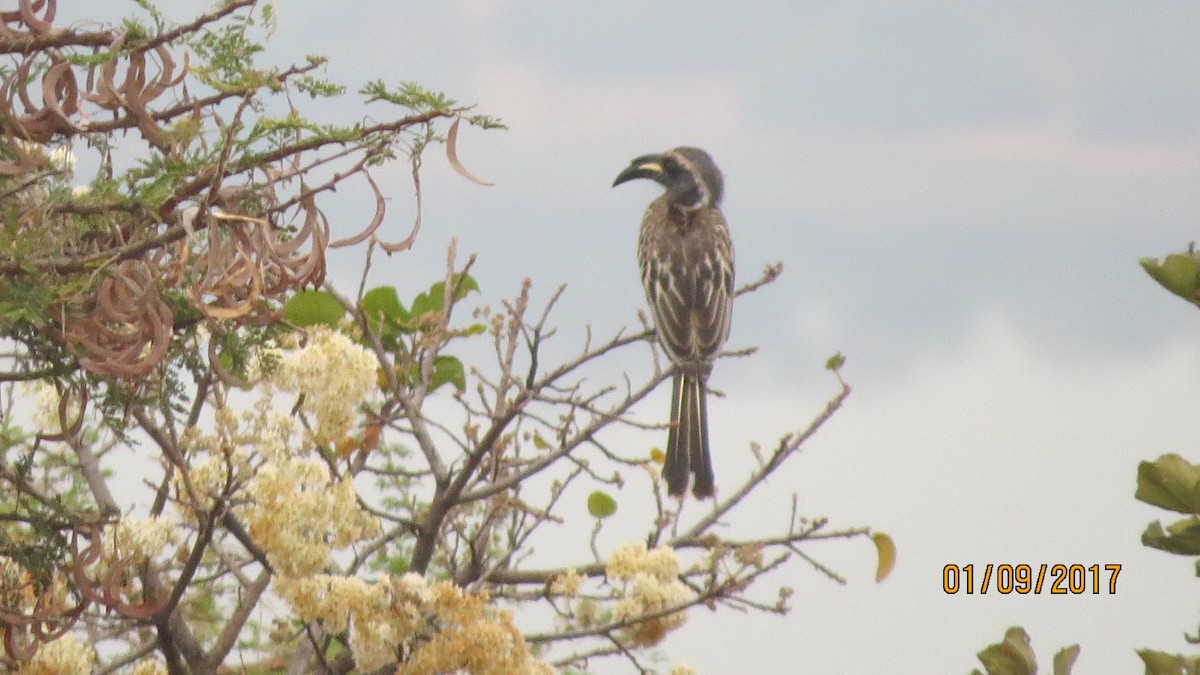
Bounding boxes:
[1135,454,1200,514]
[1137,649,1200,675]
[429,355,466,392]
[825,352,846,371]
[408,274,481,322]
[1052,645,1080,675]
[283,290,345,328]
[1142,518,1200,555]
[409,290,440,318]
[361,286,408,323]
[1141,253,1200,305]
[976,627,1037,675]
[362,286,410,347]
[587,491,617,519]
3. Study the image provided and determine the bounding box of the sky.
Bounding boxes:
[67,1,1200,672]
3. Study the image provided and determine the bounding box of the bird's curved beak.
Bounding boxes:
[612,154,664,187]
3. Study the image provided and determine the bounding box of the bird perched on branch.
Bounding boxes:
[613,147,734,499]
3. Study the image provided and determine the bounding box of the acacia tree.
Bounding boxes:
[0,2,877,673]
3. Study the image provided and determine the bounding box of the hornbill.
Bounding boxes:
[613,147,734,499]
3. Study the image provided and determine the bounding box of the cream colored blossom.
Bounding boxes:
[131,659,168,675]
[176,385,378,575]
[17,634,95,675]
[606,541,693,646]
[275,574,377,634]
[175,402,266,515]
[105,516,182,564]
[268,327,377,445]
[21,381,61,435]
[668,662,697,675]
[47,146,75,173]
[610,571,693,645]
[242,457,379,577]
[606,541,681,582]
[550,567,583,596]
[276,573,551,674]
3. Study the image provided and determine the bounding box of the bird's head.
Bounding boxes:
[612,146,724,210]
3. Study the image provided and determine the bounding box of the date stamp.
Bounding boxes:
[943,563,1121,595]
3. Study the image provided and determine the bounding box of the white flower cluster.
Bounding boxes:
[47,146,75,173]
[17,634,95,675]
[104,516,182,564]
[275,572,553,674]
[267,327,378,446]
[179,394,379,577]
[21,380,61,435]
[607,541,682,581]
[549,567,583,596]
[179,402,286,509]
[606,541,694,646]
[243,458,379,577]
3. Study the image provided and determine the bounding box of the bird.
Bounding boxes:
[612,147,734,499]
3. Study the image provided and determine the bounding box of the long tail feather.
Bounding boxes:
[664,371,689,496]
[663,371,715,498]
[689,375,714,498]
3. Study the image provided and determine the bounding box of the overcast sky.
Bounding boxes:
[71,1,1200,672]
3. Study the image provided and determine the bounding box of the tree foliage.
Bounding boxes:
[0,2,867,673]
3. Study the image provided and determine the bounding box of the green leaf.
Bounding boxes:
[1141,253,1200,305]
[1137,650,1200,675]
[975,627,1036,675]
[1052,645,1080,675]
[587,491,617,519]
[410,273,479,320]
[360,284,408,321]
[283,290,345,328]
[1135,454,1200,514]
[362,286,410,347]
[409,289,440,318]
[357,284,410,345]
[429,355,466,392]
[362,286,408,323]
[825,352,846,371]
[1141,518,1200,555]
